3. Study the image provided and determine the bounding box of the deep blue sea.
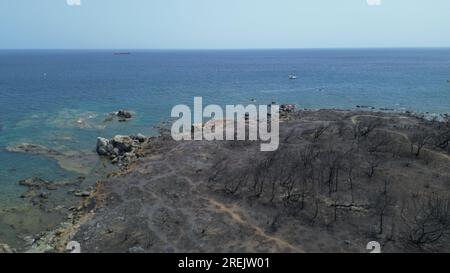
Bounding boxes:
[1,49,450,247]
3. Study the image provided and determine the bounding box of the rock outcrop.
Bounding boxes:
[279,104,296,119]
[111,135,134,153]
[280,104,295,113]
[96,134,147,165]
[96,137,111,156]
[117,110,133,120]
[103,110,134,123]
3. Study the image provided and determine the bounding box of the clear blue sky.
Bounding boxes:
[1,0,449,49]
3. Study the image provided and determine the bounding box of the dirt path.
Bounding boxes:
[350,114,407,125]
[206,198,303,253]
[163,156,303,253]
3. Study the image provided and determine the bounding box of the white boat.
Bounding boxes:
[289,73,297,80]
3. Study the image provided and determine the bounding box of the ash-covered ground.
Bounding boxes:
[47,109,450,253]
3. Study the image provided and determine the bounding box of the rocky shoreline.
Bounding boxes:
[13,106,296,252]
[11,107,450,253]
[13,133,152,253]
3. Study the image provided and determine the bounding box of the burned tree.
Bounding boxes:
[353,118,382,139]
[373,180,396,235]
[312,123,330,142]
[251,151,279,198]
[365,131,392,154]
[342,150,358,203]
[353,118,382,150]
[409,130,433,157]
[401,193,450,249]
[433,129,450,152]
[224,169,250,194]
[319,149,344,196]
[290,145,320,209]
[364,152,382,178]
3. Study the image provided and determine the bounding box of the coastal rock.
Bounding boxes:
[96,137,111,156]
[39,192,49,199]
[134,133,147,143]
[66,241,81,253]
[279,104,296,119]
[112,147,120,156]
[19,177,56,191]
[111,135,134,153]
[280,104,295,113]
[74,191,91,197]
[356,105,375,110]
[103,110,133,123]
[96,134,146,165]
[117,110,133,119]
[379,107,394,112]
[26,236,56,253]
[128,246,145,253]
[20,236,35,246]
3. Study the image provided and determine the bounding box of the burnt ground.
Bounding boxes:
[63,109,450,253]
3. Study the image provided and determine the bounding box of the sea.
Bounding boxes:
[0,48,450,249]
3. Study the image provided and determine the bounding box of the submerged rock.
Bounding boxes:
[18,177,83,209]
[19,177,56,189]
[6,143,60,156]
[6,143,97,175]
[103,114,115,123]
[0,243,15,253]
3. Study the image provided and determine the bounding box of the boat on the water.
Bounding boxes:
[289,73,297,80]
[114,52,131,55]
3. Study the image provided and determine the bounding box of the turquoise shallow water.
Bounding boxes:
[0,49,450,247]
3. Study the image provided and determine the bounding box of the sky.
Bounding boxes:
[0,0,449,49]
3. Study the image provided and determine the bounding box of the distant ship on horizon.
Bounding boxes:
[113,52,131,55]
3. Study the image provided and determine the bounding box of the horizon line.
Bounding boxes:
[1,46,450,51]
